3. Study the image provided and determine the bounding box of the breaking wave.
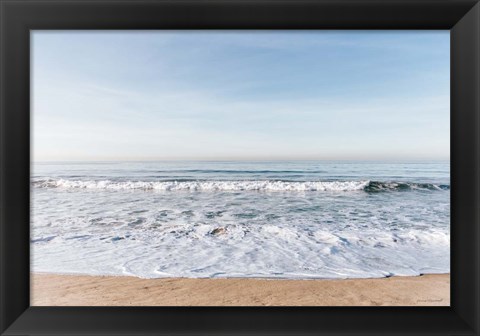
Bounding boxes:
[32,179,450,192]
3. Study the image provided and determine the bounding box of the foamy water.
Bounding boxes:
[31,161,450,279]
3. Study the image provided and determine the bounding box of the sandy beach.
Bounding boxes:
[31,273,449,306]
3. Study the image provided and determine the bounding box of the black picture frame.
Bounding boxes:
[1,0,479,335]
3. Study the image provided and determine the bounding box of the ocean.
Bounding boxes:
[31,161,450,279]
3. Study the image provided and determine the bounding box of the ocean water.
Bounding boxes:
[31,161,450,279]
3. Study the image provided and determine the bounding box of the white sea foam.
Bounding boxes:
[31,220,450,279]
[30,161,450,279]
[31,185,450,279]
[33,179,372,191]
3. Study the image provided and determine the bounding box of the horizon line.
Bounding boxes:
[32,158,451,163]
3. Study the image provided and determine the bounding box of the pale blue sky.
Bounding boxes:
[32,31,449,161]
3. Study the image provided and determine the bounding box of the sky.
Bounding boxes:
[32,31,450,162]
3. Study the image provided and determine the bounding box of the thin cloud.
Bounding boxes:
[32,31,449,162]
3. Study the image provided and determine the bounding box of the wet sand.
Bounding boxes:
[31,273,449,306]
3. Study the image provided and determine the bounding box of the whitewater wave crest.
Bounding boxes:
[32,179,450,192]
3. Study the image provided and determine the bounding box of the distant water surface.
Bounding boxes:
[31,161,450,279]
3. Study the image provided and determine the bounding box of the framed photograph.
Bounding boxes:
[1,0,479,335]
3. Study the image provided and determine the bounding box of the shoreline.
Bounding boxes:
[31,272,450,306]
